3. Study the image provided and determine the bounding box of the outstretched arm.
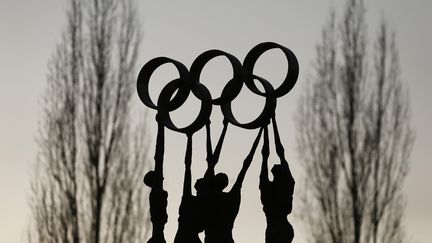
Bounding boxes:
[154,114,165,188]
[183,134,193,196]
[205,119,229,178]
[272,116,288,166]
[232,127,263,191]
[260,126,270,187]
[211,119,229,168]
[205,121,213,167]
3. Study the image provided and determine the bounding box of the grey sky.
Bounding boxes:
[1,0,431,242]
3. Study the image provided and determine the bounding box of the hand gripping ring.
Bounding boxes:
[243,42,299,98]
[190,49,245,105]
[137,57,191,110]
[157,78,212,135]
[221,75,276,129]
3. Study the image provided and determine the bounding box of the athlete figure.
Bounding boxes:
[199,123,263,243]
[174,134,204,243]
[259,118,295,243]
[144,115,168,243]
[144,171,168,243]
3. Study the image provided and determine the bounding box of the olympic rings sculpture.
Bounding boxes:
[137,42,299,134]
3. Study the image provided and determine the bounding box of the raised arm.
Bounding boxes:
[232,127,263,191]
[260,126,270,186]
[154,114,165,188]
[272,115,288,166]
[183,134,193,196]
[205,119,229,178]
[210,119,229,168]
[205,121,213,166]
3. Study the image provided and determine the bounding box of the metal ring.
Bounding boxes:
[157,78,212,134]
[243,42,299,98]
[221,75,276,129]
[190,49,245,105]
[137,57,191,110]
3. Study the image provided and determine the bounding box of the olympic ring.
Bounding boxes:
[190,49,244,105]
[137,57,190,110]
[136,42,299,133]
[221,75,276,129]
[243,42,299,98]
[157,78,212,135]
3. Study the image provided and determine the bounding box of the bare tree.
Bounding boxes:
[296,1,414,243]
[28,0,149,242]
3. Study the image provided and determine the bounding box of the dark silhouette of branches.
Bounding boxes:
[28,0,149,242]
[296,1,414,243]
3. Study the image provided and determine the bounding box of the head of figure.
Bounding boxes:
[194,178,205,196]
[143,171,158,188]
[271,164,287,180]
[214,173,229,192]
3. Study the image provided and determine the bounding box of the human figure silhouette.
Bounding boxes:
[259,118,295,243]
[174,134,204,243]
[144,171,168,243]
[144,115,168,243]
[198,124,263,243]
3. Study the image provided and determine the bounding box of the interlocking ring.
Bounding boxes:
[221,75,276,129]
[190,49,244,105]
[157,78,212,135]
[137,57,190,110]
[243,42,299,98]
[137,42,299,133]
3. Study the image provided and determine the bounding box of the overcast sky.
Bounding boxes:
[1,0,431,242]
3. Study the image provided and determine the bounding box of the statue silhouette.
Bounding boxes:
[144,115,168,243]
[197,121,263,243]
[144,171,168,243]
[174,134,204,243]
[138,43,299,243]
[259,117,295,243]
